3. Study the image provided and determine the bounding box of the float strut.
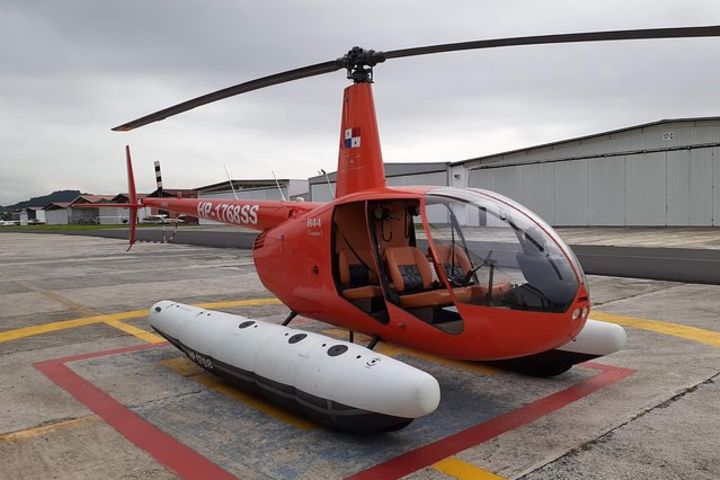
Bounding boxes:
[349,331,354,343]
[366,335,381,350]
[282,311,297,326]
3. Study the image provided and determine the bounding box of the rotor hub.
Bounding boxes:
[337,47,386,83]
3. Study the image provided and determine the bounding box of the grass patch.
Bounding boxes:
[0,224,152,232]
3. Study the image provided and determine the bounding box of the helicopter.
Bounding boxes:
[105,26,719,418]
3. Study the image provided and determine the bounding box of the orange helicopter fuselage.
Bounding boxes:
[138,82,588,361]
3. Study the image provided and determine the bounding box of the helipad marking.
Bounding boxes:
[196,298,282,309]
[105,319,166,344]
[34,342,634,480]
[0,310,146,343]
[592,311,720,348]
[0,298,281,344]
[345,362,634,480]
[433,457,505,479]
[0,416,98,442]
[161,357,316,430]
[34,343,236,480]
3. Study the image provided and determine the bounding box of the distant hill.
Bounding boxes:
[1,190,82,210]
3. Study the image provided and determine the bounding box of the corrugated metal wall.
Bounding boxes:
[310,171,447,202]
[45,209,69,225]
[469,146,720,226]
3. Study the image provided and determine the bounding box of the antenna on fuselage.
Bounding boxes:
[272,171,287,201]
[223,164,239,200]
[319,169,335,198]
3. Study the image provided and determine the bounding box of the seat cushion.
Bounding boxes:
[398,289,454,308]
[342,285,383,300]
[338,250,378,286]
[385,246,433,292]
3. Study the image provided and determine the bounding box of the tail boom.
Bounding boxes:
[142,197,321,231]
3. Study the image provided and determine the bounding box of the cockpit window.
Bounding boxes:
[425,189,580,313]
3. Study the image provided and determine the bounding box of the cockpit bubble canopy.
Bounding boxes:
[423,188,582,314]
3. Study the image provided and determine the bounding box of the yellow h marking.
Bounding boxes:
[0,298,281,344]
[592,311,720,348]
[433,457,506,479]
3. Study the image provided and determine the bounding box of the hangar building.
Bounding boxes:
[459,117,720,226]
[309,162,449,202]
[308,116,720,227]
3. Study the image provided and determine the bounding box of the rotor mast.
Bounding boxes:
[337,46,386,83]
[333,48,389,198]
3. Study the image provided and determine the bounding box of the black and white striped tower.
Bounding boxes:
[154,161,163,191]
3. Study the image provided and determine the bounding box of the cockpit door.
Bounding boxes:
[366,198,464,335]
[332,201,389,324]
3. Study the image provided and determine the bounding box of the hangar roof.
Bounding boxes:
[69,195,116,205]
[43,202,71,211]
[455,116,720,170]
[308,162,449,185]
[196,179,296,194]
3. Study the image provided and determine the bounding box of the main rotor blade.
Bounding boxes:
[113,26,720,132]
[112,60,341,131]
[383,25,720,60]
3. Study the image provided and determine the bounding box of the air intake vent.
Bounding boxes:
[253,231,268,250]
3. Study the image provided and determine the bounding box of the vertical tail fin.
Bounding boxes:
[335,83,386,198]
[126,145,139,251]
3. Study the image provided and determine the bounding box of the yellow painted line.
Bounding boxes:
[0,298,279,344]
[592,311,720,348]
[0,310,146,343]
[382,346,497,376]
[0,416,98,442]
[195,298,283,309]
[321,328,496,376]
[433,457,506,479]
[103,319,166,344]
[161,357,316,431]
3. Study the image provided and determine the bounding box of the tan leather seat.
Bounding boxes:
[434,244,472,280]
[384,246,454,308]
[474,282,512,300]
[342,285,383,300]
[432,244,475,302]
[433,244,511,304]
[338,250,382,300]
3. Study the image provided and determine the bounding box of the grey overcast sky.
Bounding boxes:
[1,1,720,205]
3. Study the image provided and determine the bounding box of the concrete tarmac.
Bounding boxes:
[1,233,719,479]
[13,225,720,284]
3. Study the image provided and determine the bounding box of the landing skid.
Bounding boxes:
[486,319,627,377]
[485,349,596,377]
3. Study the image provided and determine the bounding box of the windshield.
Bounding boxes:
[424,188,580,313]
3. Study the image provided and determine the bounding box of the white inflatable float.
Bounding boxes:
[149,301,440,433]
[488,318,626,376]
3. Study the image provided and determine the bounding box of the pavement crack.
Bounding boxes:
[16,280,100,317]
[516,371,720,479]
[592,283,682,306]
[126,388,208,410]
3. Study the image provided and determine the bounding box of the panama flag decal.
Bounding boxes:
[344,127,361,148]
